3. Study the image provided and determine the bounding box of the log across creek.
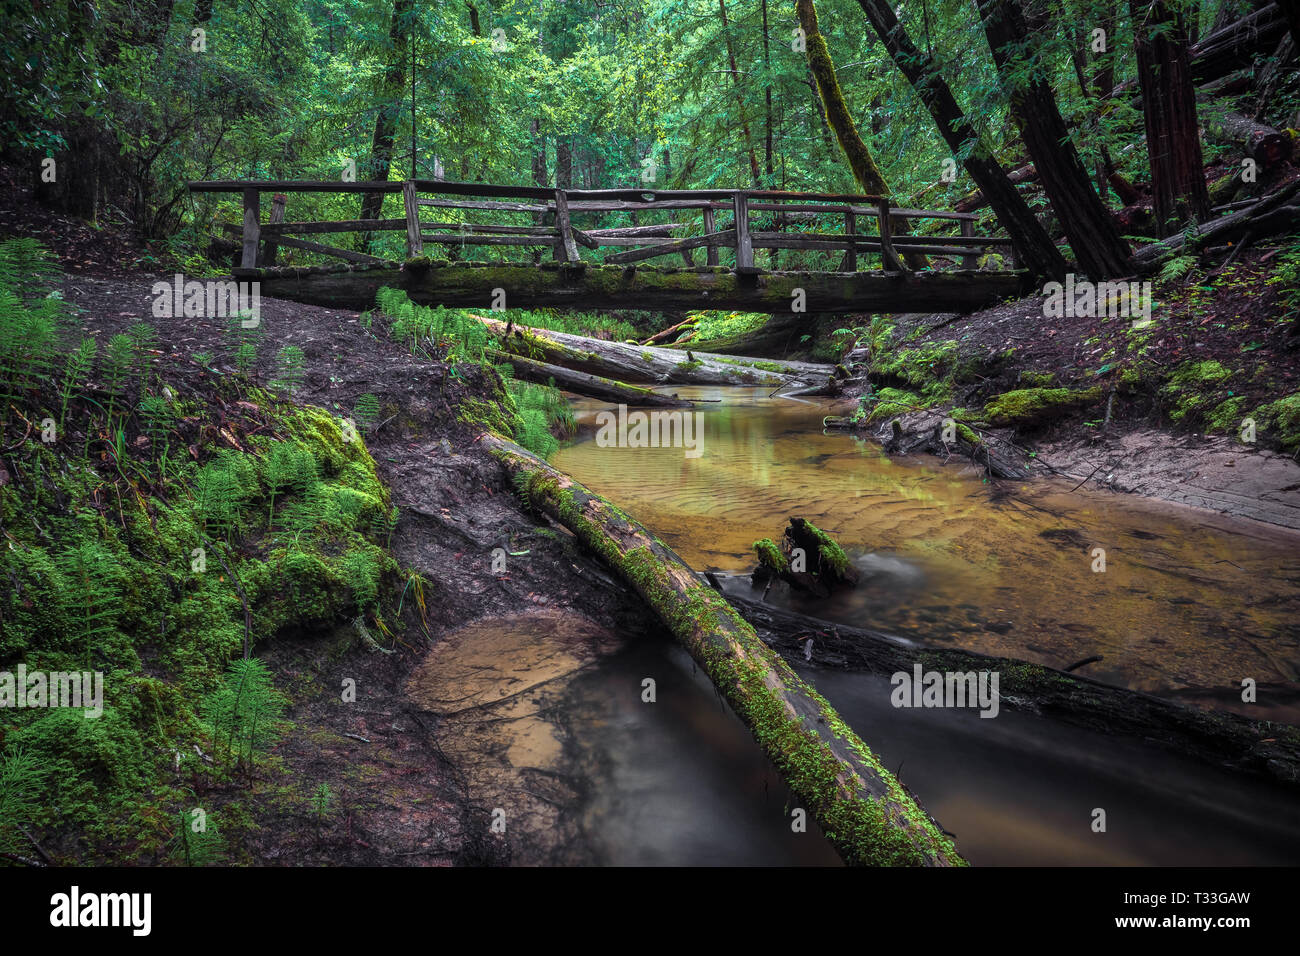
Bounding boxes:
[483,433,966,866]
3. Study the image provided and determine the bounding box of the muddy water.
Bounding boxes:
[407,612,841,865]
[553,387,1300,718]
[531,385,1300,865]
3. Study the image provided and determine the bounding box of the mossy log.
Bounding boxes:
[484,434,966,866]
[718,581,1300,788]
[246,260,1030,314]
[488,349,694,407]
[474,313,826,388]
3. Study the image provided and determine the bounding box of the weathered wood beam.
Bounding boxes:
[259,219,407,235]
[260,193,287,266]
[403,181,423,257]
[603,230,736,264]
[262,234,384,263]
[242,261,1031,312]
[554,189,581,263]
[240,187,260,269]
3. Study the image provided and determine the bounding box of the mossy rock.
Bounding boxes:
[981,386,1103,427]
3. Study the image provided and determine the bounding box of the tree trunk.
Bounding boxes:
[977,0,1133,277]
[485,435,966,867]
[358,0,413,249]
[488,350,694,406]
[719,0,763,184]
[797,0,928,269]
[1130,0,1212,235]
[475,314,830,386]
[852,0,1066,280]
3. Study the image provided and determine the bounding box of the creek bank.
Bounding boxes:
[49,276,664,865]
[823,251,1300,530]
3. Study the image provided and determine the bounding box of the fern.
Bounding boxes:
[58,337,97,430]
[1157,254,1196,285]
[102,333,134,419]
[271,345,306,394]
[354,392,380,428]
[170,808,226,866]
[203,657,288,771]
[0,747,44,858]
[55,541,122,650]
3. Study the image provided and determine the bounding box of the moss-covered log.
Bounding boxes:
[488,349,694,407]
[475,313,826,387]
[484,434,965,866]
[242,260,1030,314]
[720,582,1300,788]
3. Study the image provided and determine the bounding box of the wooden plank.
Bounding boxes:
[586,224,683,238]
[878,196,906,273]
[261,193,287,266]
[403,180,424,256]
[417,197,550,214]
[752,238,1000,257]
[259,219,407,236]
[191,180,403,193]
[554,189,581,263]
[240,187,261,269]
[748,232,1013,249]
[733,193,753,270]
[269,234,384,263]
[419,234,560,247]
[421,222,558,236]
[602,230,736,264]
[703,207,719,266]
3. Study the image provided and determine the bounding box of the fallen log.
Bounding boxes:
[954,163,1037,214]
[715,581,1300,788]
[472,313,828,388]
[1133,180,1300,270]
[1205,109,1293,166]
[484,433,966,866]
[489,349,694,407]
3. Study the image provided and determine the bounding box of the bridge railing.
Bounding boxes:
[189,180,1015,274]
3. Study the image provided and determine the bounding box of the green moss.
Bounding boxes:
[1018,371,1055,387]
[752,538,790,575]
[862,387,922,423]
[1254,391,1300,451]
[981,386,1103,427]
[1162,360,1236,424]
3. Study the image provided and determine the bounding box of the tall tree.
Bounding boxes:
[795,0,928,269]
[851,0,1067,279]
[719,0,762,183]
[359,0,413,246]
[975,0,1133,277]
[1130,0,1211,235]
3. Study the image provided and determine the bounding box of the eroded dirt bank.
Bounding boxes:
[826,252,1300,530]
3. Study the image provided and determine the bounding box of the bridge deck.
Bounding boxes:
[234,259,1030,314]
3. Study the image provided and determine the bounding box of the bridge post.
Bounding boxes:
[732,192,754,271]
[841,209,857,272]
[260,193,287,266]
[877,197,907,273]
[554,189,581,263]
[403,181,424,256]
[703,206,719,266]
[959,219,979,270]
[240,187,261,269]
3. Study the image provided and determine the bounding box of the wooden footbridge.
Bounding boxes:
[189,179,1033,313]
